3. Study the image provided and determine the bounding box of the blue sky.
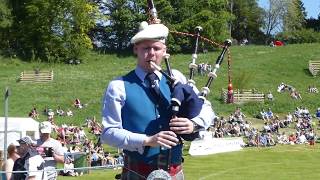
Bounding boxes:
[258,0,320,19]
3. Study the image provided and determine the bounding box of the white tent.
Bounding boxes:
[0,117,40,152]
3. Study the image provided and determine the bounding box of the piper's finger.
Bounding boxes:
[170,118,187,123]
[170,126,188,131]
[169,121,187,127]
[157,137,178,147]
[157,141,172,149]
[173,130,190,134]
[158,132,179,141]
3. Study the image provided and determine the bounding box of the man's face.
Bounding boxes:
[40,132,50,141]
[134,40,166,72]
[18,143,28,155]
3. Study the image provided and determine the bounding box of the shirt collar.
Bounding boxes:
[135,66,162,82]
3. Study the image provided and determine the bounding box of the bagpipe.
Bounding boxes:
[146,0,232,141]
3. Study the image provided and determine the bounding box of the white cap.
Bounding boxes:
[131,21,169,44]
[39,121,52,133]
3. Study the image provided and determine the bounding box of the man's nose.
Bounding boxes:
[147,48,155,55]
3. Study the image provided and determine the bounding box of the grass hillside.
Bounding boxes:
[1,43,320,124]
[1,43,320,179]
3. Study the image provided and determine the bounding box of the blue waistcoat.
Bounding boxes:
[122,70,182,164]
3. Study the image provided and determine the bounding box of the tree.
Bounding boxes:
[230,0,265,44]
[0,0,13,53]
[167,0,231,51]
[0,0,11,29]
[90,0,231,53]
[283,0,306,31]
[262,0,287,38]
[8,0,98,62]
[306,17,320,32]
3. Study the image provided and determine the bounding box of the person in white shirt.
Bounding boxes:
[100,21,214,180]
[15,136,47,180]
[36,121,65,180]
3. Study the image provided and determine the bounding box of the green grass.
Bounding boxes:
[1,43,320,179]
[58,145,320,180]
[1,44,320,120]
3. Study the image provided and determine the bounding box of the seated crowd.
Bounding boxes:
[210,106,319,148]
[277,82,302,99]
[26,100,319,177]
[26,100,123,177]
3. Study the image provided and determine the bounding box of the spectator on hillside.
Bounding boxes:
[56,106,65,116]
[66,109,73,117]
[266,108,274,120]
[78,127,87,143]
[104,151,116,166]
[74,98,83,109]
[288,133,297,145]
[266,91,274,101]
[266,132,276,146]
[259,109,268,120]
[63,156,78,176]
[116,153,124,165]
[290,90,302,99]
[285,112,294,125]
[90,150,102,166]
[234,107,246,123]
[43,106,49,115]
[47,109,54,121]
[277,82,286,92]
[259,133,268,147]
[277,132,289,144]
[29,107,39,119]
[297,131,307,144]
[246,133,258,147]
[263,122,271,133]
[307,129,316,145]
[316,108,320,120]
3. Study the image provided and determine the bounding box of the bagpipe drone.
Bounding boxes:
[146,0,232,141]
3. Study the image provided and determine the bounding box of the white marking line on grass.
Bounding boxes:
[199,162,282,180]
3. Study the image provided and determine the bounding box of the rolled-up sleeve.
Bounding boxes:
[100,78,147,154]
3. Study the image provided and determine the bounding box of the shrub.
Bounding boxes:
[276,29,320,44]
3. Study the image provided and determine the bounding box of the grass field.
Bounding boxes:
[1,43,320,121]
[1,43,320,179]
[58,145,320,180]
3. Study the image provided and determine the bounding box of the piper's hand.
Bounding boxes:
[169,117,194,134]
[143,131,179,149]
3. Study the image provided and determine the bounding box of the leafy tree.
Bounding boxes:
[306,17,320,32]
[8,0,98,62]
[283,0,306,31]
[230,0,265,44]
[0,0,12,53]
[166,0,231,52]
[90,0,231,53]
[261,0,286,38]
[0,0,11,29]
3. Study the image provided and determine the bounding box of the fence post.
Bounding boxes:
[3,87,10,161]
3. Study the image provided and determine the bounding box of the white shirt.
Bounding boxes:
[101,66,215,154]
[25,155,47,180]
